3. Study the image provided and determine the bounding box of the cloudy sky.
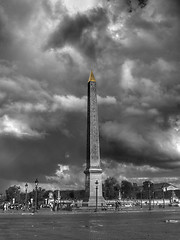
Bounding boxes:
[0,0,180,192]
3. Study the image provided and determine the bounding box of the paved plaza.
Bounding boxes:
[1,209,180,240]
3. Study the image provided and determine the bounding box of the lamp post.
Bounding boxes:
[162,187,165,208]
[162,185,167,208]
[140,189,143,209]
[95,180,98,212]
[35,178,38,212]
[152,191,155,208]
[25,183,28,210]
[118,189,121,201]
[148,182,151,211]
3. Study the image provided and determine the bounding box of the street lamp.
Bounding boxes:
[35,178,38,211]
[95,180,98,212]
[25,183,28,210]
[122,191,125,204]
[148,182,151,211]
[162,185,167,208]
[118,189,121,201]
[152,191,155,208]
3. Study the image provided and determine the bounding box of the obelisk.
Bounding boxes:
[84,71,104,206]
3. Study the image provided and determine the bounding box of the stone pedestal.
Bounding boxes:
[84,168,105,206]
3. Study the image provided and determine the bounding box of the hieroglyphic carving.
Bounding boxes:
[88,81,100,168]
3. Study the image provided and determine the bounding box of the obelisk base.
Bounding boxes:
[84,168,105,207]
[88,196,105,207]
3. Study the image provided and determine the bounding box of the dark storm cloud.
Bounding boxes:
[0,0,180,190]
[46,7,109,60]
[0,111,86,183]
[106,0,148,12]
[93,0,180,171]
[0,0,38,25]
[41,0,67,19]
[100,118,180,170]
[0,0,85,188]
[0,0,42,60]
[158,0,180,18]
[47,14,92,47]
[0,6,12,47]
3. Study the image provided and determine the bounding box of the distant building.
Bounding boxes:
[137,182,179,202]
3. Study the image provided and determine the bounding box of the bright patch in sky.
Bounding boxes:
[63,0,99,13]
[0,115,40,137]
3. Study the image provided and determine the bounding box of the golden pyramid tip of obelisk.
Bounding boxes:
[88,70,96,82]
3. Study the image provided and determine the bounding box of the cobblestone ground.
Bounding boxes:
[1,210,180,240]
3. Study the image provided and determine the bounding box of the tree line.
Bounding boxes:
[1,178,179,204]
[103,178,180,200]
